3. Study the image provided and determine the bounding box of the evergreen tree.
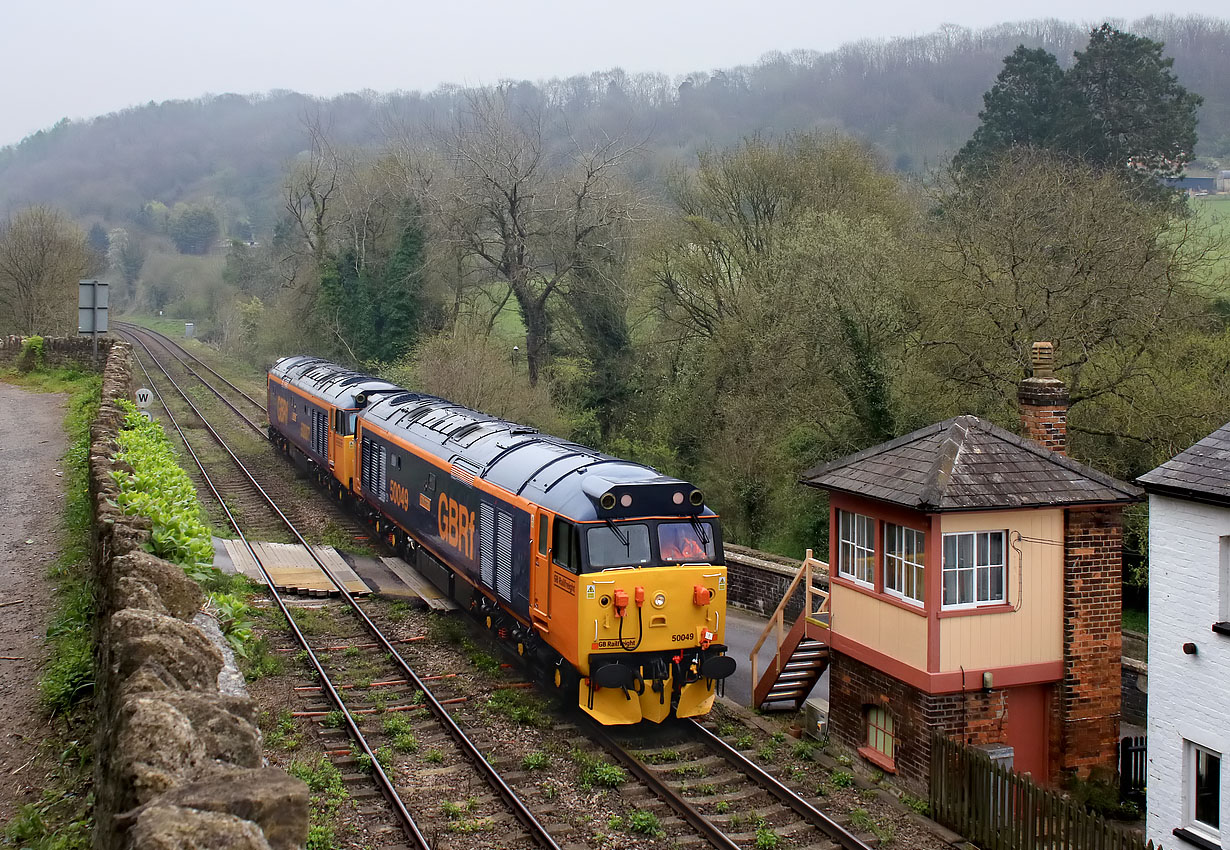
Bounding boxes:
[956,24,1202,180]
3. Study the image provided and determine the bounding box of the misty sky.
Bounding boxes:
[3,0,1226,147]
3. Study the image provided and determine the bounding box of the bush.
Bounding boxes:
[17,335,45,372]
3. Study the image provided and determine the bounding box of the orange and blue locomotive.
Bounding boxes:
[267,356,736,724]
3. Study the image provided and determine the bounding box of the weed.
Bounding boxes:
[573,750,626,789]
[381,715,413,735]
[717,722,738,737]
[343,645,361,658]
[830,770,854,788]
[900,792,930,816]
[792,740,818,760]
[625,809,663,836]
[850,808,894,843]
[430,615,469,645]
[265,711,300,750]
[321,710,345,729]
[690,783,717,796]
[304,824,335,850]
[645,748,681,764]
[771,731,786,744]
[672,763,705,778]
[240,637,285,680]
[735,734,754,749]
[871,768,885,784]
[485,688,549,727]
[288,756,349,810]
[522,752,550,770]
[834,753,854,767]
[352,747,373,772]
[424,749,444,764]
[392,732,419,753]
[715,800,731,814]
[757,742,778,762]
[540,781,558,800]
[468,649,502,674]
[754,825,781,849]
[387,600,412,622]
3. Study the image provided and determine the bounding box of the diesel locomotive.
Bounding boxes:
[267,356,736,724]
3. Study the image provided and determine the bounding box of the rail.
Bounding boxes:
[121,330,561,850]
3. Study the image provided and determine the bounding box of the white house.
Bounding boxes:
[1140,420,1230,850]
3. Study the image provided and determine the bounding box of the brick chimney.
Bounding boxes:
[1018,342,1068,456]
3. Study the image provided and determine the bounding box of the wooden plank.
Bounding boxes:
[220,540,370,596]
[380,557,458,611]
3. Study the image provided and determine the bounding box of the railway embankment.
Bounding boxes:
[87,340,308,849]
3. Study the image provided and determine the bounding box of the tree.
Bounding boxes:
[914,150,1218,473]
[168,204,220,254]
[956,25,1203,179]
[1063,24,1203,177]
[953,47,1067,172]
[0,206,95,335]
[418,87,638,385]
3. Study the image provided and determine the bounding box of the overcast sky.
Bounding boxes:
[2,0,1226,147]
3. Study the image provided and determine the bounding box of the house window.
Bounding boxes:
[837,510,875,586]
[1220,536,1229,623]
[1186,741,1221,839]
[866,706,895,759]
[942,531,1006,608]
[884,523,925,605]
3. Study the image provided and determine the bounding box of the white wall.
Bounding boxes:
[1147,494,1230,848]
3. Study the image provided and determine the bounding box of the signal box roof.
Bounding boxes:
[801,415,1142,512]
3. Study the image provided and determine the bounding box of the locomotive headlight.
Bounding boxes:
[652,591,667,609]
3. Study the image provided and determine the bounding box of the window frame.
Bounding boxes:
[1185,740,1222,840]
[941,530,1007,610]
[883,522,925,606]
[836,509,876,588]
[552,518,580,573]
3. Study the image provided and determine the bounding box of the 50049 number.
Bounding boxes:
[671,632,695,642]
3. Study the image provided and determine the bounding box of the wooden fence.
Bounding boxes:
[930,734,1160,850]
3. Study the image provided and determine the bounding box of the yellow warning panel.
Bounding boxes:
[222,541,370,597]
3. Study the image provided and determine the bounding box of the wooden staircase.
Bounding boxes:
[751,549,831,712]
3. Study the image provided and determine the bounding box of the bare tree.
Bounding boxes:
[416,87,639,385]
[284,113,348,271]
[0,206,95,336]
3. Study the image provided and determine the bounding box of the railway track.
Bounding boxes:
[116,328,562,850]
[112,324,920,850]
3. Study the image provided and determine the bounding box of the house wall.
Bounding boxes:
[937,508,1064,672]
[830,582,928,671]
[1146,494,1230,848]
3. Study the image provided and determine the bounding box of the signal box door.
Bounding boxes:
[531,512,552,630]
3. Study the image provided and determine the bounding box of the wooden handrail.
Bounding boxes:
[749,548,830,698]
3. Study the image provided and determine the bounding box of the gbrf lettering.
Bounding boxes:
[437,493,474,561]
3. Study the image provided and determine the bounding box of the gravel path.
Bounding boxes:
[0,382,66,820]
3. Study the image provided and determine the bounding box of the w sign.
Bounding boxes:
[135,388,153,408]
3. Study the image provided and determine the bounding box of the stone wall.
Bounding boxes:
[725,545,828,621]
[89,341,308,850]
[0,334,114,368]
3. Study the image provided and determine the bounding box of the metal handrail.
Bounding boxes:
[749,548,831,698]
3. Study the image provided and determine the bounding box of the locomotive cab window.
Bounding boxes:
[553,519,581,572]
[658,521,714,563]
[390,453,401,470]
[587,523,651,568]
[333,409,355,435]
[537,513,549,556]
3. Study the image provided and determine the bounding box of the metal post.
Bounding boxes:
[92,281,98,366]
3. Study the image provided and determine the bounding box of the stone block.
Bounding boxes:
[128,805,272,850]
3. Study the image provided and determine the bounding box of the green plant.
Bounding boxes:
[573,750,626,789]
[265,711,300,750]
[792,740,818,760]
[754,825,781,849]
[16,335,45,372]
[392,732,419,753]
[715,800,731,814]
[646,748,681,764]
[830,770,854,788]
[717,722,737,736]
[352,747,373,772]
[484,688,549,726]
[850,808,894,842]
[321,710,345,729]
[240,638,285,680]
[672,763,705,778]
[625,809,663,836]
[540,781,558,800]
[288,756,349,810]
[424,749,444,764]
[735,734,754,749]
[304,824,335,850]
[771,731,786,744]
[690,782,717,795]
[522,752,550,770]
[757,742,778,761]
[900,792,929,815]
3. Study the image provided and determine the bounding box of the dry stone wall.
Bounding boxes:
[88,341,308,850]
[0,334,114,368]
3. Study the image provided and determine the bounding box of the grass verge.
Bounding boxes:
[0,365,101,850]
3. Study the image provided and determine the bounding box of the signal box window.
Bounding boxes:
[658,522,713,562]
[553,519,580,572]
[884,523,925,605]
[837,510,875,586]
[858,705,896,773]
[942,530,1006,608]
